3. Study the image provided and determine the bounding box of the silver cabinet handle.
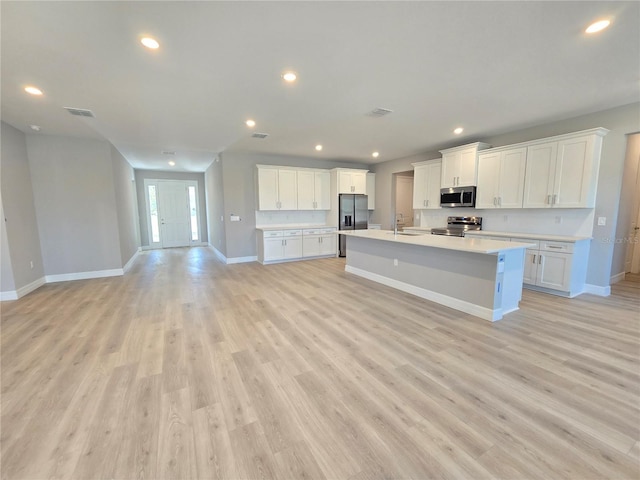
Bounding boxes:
[498,197,502,207]
[493,197,497,206]
[547,194,551,205]
[547,245,563,249]
[539,255,542,264]
[553,194,558,204]
[532,254,536,264]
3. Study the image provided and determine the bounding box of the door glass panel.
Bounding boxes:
[188,186,198,241]
[148,185,160,243]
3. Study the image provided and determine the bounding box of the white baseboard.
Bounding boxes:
[123,249,140,273]
[45,268,124,283]
[1,276,47,301]
[209,244,227,263]
[583,283,611,297]
[610,271,625,284]
[0,290,18,301]
[345,265,501,322]
[227,256,257,264]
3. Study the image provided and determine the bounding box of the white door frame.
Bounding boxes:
[143,179,202,248]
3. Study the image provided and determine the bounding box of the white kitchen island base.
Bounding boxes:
[342,231,532,321]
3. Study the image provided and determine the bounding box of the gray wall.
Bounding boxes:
[205,157,226,256]
[1,201,16,292]
[134,169,208,247]
[111,145,140,266]
[219,151,369,259]
[613,133,640,275]
[371,102,640,288]
[0,122,45,289]
[26,135,122,275]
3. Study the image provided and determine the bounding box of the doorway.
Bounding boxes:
[144,179,201,248]
[393,171,414,231]
[622,133,640,279]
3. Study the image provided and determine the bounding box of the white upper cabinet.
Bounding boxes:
[523,129,607,208]
[258,167,297,210]
[337,169,367,194]
[476,147,527,209]
[297,170,330,210]
[412,160,442,209]
[440,142,491,188]
[366,173,376,209]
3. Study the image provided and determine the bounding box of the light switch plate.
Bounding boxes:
[597,216,606,226]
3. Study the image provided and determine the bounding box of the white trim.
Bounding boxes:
[583,283,611,297]
[610,271,625,284]
[45,268,123,283]
[209,244,227,263]
[16,276,46,298]
[0,291,18,301]
[123,249,140,273]
[227,256,257,264]
[345,265,501,322]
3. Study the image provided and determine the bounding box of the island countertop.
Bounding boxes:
[339,229,535,254]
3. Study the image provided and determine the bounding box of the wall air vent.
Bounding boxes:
[368,107,393,117]
[64,107,95,118]
[251,133,269,139]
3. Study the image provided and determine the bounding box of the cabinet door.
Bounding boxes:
[523,142,556,208]
[425,162,442,209]
[257,168,279,210]
[412,165,428,209]
[320,234,337,256]
[296,171,315,210]
[537,251,572,291]
[498,147,527,208]
[522,249,538,285]
[314,171,331,210]
[278,169,298,210]
[458,147,478,186]
[263,238,284,261]
[302,236,321,257]
[352,172,367,194]
[338,172,353,193]
[476,151,501,209]
[282,236,303,259]
[553,135,594,208]
[366,173,376,209]
[441,151,459,188]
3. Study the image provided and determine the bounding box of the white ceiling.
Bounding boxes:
[2,1,638,172]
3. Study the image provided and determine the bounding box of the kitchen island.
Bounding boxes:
[340,229,534,321]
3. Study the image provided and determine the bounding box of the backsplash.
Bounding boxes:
[415,208,594,237]
[255,210,329,227]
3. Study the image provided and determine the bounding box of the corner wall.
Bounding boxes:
[111,145,140,267]
[0,122,45,292]
[205,156,226,257]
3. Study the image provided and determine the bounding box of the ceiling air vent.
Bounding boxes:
[64,107,95,118]
[162,151,176,155]
[368,107,393,117]
[251,133,269,139]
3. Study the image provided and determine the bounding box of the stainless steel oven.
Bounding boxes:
[440,186,476,208]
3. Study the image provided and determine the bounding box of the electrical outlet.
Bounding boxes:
[220,215,224,222]
[30,261,34,269]
[597,216,606,226]
[393,259,398,266]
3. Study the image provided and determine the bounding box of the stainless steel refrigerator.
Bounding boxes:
[339,194,368,257]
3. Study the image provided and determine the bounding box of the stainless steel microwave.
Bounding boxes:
[440,186,476,208]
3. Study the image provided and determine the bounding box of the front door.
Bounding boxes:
[158,181,190,248]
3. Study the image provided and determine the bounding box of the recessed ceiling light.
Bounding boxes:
[24,86,43,96]
[29,125,41,131]
[168,160,176,166]
[585,19,611,34]
[283,72,297,82]
[141,37,160,49]
[372,151,380,158]
[246,119,256,127]
[453,127,464,135]
[315,144,323,151]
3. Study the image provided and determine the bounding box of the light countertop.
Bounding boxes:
[464,230,591,243]
[340,229,535,254]
[256,225,335,231]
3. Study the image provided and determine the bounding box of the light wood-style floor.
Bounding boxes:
[1,247,639,480]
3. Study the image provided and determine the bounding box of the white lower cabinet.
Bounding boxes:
[512,238,577,295]
[258,228,336,264]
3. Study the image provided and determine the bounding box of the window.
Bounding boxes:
[148,185,160,243]
[188,185,198,241]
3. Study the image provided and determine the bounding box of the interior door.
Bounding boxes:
[158,182,190,248]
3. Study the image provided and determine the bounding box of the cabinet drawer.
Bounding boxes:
[511,238,540,250]
[303,229,321,235]
[320,228,336,234]
[263,230,283,238]
[283,229,303,237]
[540,241,573,253]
